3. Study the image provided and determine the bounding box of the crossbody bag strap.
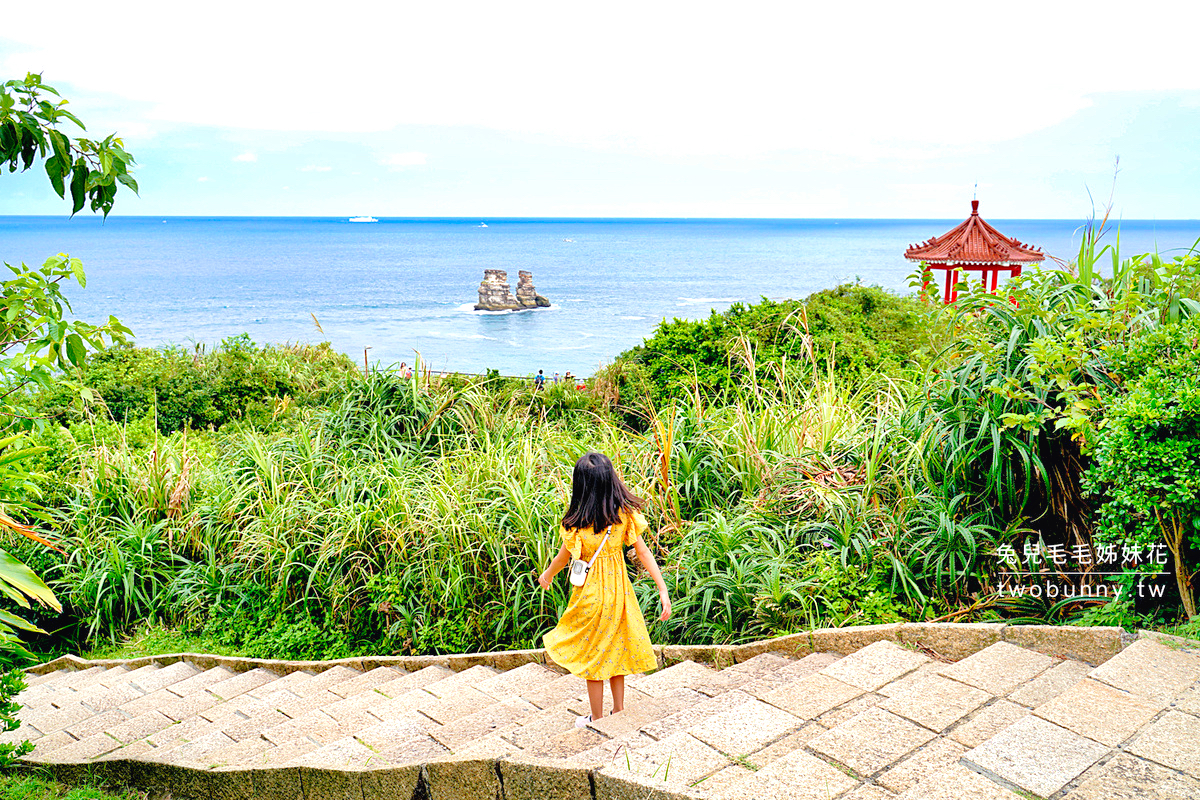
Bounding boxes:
[584,526,612,571]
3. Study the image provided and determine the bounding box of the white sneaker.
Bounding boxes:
[575,714,592,729]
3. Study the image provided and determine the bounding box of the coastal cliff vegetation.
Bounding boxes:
[0,236,1197,669]
[1,72,1199,677]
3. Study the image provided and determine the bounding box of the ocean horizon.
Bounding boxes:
[3,215,1199,376]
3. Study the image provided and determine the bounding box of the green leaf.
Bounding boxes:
[69,159,86,214]
[70,257,85,288]
[0,548,61,612]
[0,608,45,634]
[43,154,65,197]
[49,128,70,167]
[65,332,86,367]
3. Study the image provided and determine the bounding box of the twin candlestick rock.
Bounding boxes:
[475,269,551,311]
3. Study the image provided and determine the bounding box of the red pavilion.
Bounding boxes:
[905,200,1045,303]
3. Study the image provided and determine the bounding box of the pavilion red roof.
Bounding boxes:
[905,201,1045,266]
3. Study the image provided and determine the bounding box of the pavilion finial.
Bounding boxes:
[971,199,979,215]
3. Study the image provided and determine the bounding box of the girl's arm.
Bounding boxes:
[633,537,672,621]
[537,544,571,590]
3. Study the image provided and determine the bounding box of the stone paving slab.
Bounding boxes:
[23,702,94,736]
[1088,636,1200,704]
[372,665,456,699]
[894,763,1016,800]
[419,664,500,700]
[814,692,885,729]
[326,666,406,699]
[721,748,859,800]
[245,669,314,698]
[948,699,1028,748]
[287,665,361,697]
[685,698,802,756]
[939,642,1056,696]
[734,654,841,700]
[205,668,281,702]
[69,680,146,713]
[568,731,655,767]
[820,641,930,692]
[1007,658,1091,708]
[40,730,123,762]
[629,661,717,698]
[843,785,897,800]
[1174,683,1200,714]
[164,666,236,698]
[1033,678,1162,746]
[518,672,589,710]
[94,665,137,688]
[474,662,560,700]
[377,734,450,766]
[878,672,991,732]
[129,662,203,694]
[353,715,435,751]
[876,737,966,794]
[1063,752,1200,799]
[744,722,823,767]
[760,672,863,720]
[963,715,1110,797]
[691,653,792,696]
[564,686,653,718]
[808,707,936,777]
[63,708,129,741]
[536,726,607,760]
[641,689,757,741]
[601,730,728,791]
[158,688,222,722]
[431,697,537,751]
[416,685,500,725]
[1126,709,1200,776]
[586,690,702,740]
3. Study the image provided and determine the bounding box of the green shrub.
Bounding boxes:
[1086,316,1200,618]
[615,285,933,412]
[33,337,358,435]
[0,669,33,767]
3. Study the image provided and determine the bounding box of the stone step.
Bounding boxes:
[12,630,1196,799]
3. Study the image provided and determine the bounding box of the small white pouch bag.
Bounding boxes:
[568,526,612,587]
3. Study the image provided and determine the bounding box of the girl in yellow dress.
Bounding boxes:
[537,451,672,727]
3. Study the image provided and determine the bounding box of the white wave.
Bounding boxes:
[619,315,645,320]
[677,297,741,305]
[424,331,498,341]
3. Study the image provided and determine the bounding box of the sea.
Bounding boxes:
[2,216,1198,376]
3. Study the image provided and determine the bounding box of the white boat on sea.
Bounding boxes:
[478,222,488,228]
[349,216,378,223]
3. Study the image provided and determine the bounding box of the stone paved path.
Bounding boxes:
[5,632,1200,799]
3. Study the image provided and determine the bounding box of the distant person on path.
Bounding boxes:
[398,361,413,379]
[552,372,561,385]
[534,370,546,390]
[537,451,671,727]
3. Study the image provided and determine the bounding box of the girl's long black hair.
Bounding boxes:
[562,451,643,533]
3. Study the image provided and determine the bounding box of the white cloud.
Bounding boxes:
[233,152,257,162]
[197,176,209,182]
[2,1,1196,160]
[300,165,332,172]
[380,152,427,168]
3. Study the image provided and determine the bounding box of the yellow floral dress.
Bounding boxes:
[543,509,658,680]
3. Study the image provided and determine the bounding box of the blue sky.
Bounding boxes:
[3,2,1199,219]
